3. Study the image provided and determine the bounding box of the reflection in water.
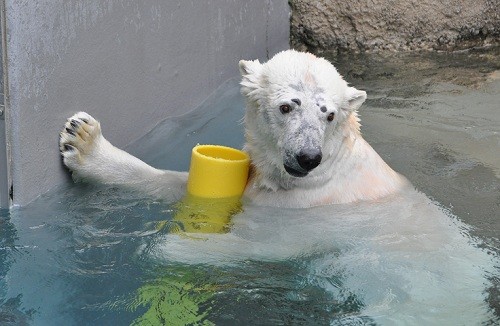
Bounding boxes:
[0,49,498,324]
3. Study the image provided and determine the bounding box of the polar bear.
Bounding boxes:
[59,50,497,324]
[60,50,407,207]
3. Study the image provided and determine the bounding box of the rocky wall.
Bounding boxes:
[290,0,500,53]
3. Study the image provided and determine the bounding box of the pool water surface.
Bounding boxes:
[0,48,499,325]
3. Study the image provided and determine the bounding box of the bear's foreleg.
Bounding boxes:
[59,112,187,201]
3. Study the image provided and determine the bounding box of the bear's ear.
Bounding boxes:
[239,59,262,76]
[343,86,367,112]
[239,59,263,100]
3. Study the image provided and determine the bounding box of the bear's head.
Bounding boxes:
[239,50,367,189]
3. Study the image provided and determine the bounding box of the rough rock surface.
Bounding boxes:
[290,0,500,53]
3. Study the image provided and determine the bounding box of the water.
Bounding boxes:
[327,48,500,246]
[0,49,499,325]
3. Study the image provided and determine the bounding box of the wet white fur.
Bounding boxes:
[60,112,187,201]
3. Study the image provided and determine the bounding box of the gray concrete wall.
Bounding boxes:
[1,0,290,207]
[0,1,8,207]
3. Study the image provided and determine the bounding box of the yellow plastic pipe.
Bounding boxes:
[170,145,250,234]
[187,145,250,198]
[173,195,242,233]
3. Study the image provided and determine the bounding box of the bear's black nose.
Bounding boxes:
[296,149,322,171]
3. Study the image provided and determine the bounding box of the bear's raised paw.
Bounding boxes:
[59,112,102,170]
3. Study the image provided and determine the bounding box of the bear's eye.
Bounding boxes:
[279,104,292,114]
[327,112,335,122]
